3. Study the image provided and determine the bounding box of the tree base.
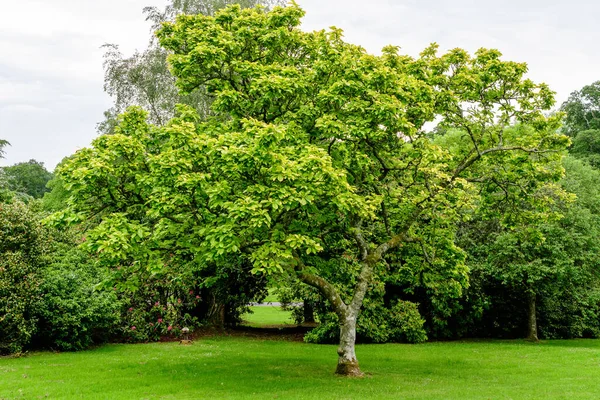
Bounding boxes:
[335,360,363,377]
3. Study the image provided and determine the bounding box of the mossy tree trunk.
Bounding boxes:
[526,292,538,341]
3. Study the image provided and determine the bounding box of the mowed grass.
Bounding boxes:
[241,306,294,327]
[2,338,600,399]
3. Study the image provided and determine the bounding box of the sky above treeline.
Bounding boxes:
[1,0,598,170]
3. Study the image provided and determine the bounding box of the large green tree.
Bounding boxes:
[58,5,567,376]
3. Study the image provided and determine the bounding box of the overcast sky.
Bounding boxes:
[1,0,598,170]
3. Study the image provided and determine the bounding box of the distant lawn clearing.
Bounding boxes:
[2,338,600,399]
[262,289,279,303]
[242,305,295,327]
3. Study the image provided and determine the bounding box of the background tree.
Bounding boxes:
[569,129,600,168]
[456,155,600,341]
[0,139,8,158]
[2,159,53,199]
[58,5,568,376]
[0,139,11,201]
[99,0,285,133]
[561,81,600,137]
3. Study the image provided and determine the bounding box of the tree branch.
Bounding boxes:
[295,256,347,317]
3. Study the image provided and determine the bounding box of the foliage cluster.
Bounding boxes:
[0,201,46,354]
[34,240,121,351]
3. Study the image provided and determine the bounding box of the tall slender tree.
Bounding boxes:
[561,81,600,137]
[99,0,285,133]
[0,139,8,159]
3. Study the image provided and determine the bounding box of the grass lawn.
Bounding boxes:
[241,306,295,327]
[1,338,600,399]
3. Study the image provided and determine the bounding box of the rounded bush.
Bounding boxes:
[0,202,46,355]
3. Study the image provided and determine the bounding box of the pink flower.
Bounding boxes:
[157,318,163,323]
[189,290,193,295]
[167,325,172,331]
[195,295,200,299]
[131,326,136,330]
[155,302,159,306]
[128,307,133,312]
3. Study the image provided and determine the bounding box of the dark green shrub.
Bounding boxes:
[1,201,122,354]
[303,313,340,344]
[115,266,203,342]
[0,202,46,355]
[388,300,428,343]
[304,299,427,344]
[0,253,41,355]
[34,245,121,351]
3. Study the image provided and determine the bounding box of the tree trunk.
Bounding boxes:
[303,300,315,323]
[296,270,366,376]
[205,292,225,328]
[526,292,538,341]
[295,239,376,377]
[219,304,226,327]
[336,312,362,376]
